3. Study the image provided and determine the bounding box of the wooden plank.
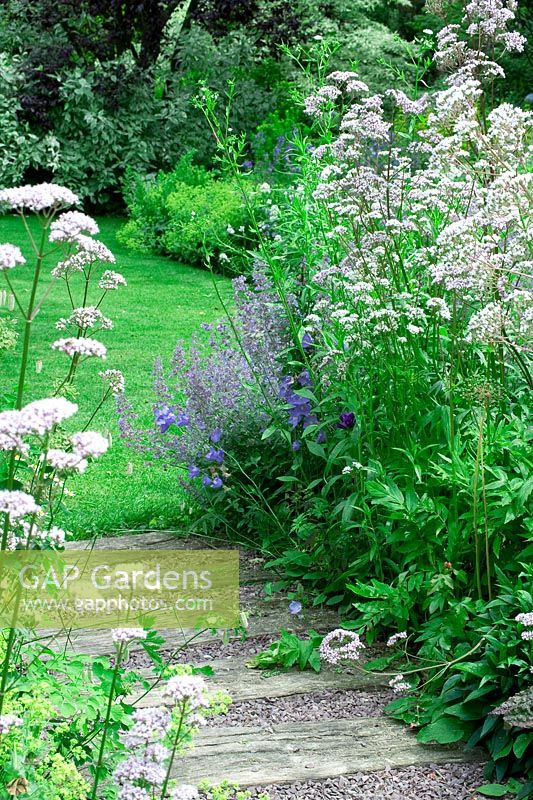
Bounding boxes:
[132,656,387,706]
[176,719,483,787]
[65,533,273,583]
[44,606,339,656]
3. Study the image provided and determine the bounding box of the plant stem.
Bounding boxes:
[89,641,125,800]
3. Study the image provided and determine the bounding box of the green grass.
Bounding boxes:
[0,215,232,537]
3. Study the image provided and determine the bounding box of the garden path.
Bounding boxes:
[65,533,484,797]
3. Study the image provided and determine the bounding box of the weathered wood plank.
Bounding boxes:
[65,533,273,583]
[44,605,339,656]
[176,719,482,786]
[132,656,387,706]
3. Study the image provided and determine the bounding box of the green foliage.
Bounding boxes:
[247,629,322,672]
[120,156,255,269]
[384,571,533,784]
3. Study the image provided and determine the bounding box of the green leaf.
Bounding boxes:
[477,784,509,797]
[417,716,467,744]
[513,733,532,760]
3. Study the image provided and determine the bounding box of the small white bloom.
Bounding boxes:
[0,244,25,270]
[71,431,109,459]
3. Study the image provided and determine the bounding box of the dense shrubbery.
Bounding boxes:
[0,0,436,205]
[119,155,256,268]
[122,0,533,783]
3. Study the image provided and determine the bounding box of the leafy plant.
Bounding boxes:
[247,629,322,673]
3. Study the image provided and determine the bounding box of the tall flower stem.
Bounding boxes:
[89,641,125,800]
[160,700,187,799]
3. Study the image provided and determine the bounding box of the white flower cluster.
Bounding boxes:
[0,398,78,454]
[386,631,408,647]
[56,306,113,333]
[47,431,109,473]
[0,490,40,520]
[100,369,125,395]
[0,183,79,212]
[389,674,412,694]
[0,244,25,270]
[516,611,533,641]
[49,211,99,242]
[170,787,199,800]
[111,628,148,645]
[163,674,208,711]
[319,629,365,665]
[51,337,107,360]
[7,521,66,550]
[99,270,127,290]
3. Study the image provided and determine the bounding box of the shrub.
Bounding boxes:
[120,156,256,269]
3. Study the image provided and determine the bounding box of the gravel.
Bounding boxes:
[246,763,487,799]
[126,633,277,671]
[208,688,395,727]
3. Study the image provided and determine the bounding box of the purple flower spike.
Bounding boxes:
[154,406,177,433]
[289,600,302,615]
[337,412,356,429]
[210,427,223,443]
[292,440,301,451]
[188,465,201,479]
[206,447,225,464]
[211,476,223,489]
[202,475,212,487]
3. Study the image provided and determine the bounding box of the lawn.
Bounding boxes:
[0,215,232,538]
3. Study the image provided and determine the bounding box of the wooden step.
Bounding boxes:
[65,532,273,583]
[176,719,483,787]
[44,604,339,656]
[132,656,387,706]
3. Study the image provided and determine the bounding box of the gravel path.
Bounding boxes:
[208,688,395,727]
[246,763,486,799]
[127,633,277,671]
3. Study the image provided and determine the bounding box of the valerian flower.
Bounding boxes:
[0,244,25,270]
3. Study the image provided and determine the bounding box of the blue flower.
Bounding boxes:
[316,430,327,444]
[188,465,201,479]
[205,447,225,464]
[337,412,356,429]
[210,427,223,443]
[292,440,301,451]
[298,370,312,388]
[289,600,302,615]
[301,332,314,350]
[154,406,176,433]
[176,411,190,426]
[202,475,212,487]
[211,476,223,489]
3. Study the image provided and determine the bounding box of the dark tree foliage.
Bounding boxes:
[188,0,303,52]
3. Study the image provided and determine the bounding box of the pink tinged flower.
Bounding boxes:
[0,490,40,519]
[19,398,78,434]
[0,244,25,270]
[0,183,79,212]
[99,270,127,289]
[71,431,109,458]
[51,337,107,359]
[49,211,99,242]
[111,628,147,645]
[0,714,23,734]
[121,707,171,748]
[46,448,88,474]
[319,629,365,665]
[521,630,533,641]
[163,674,208,711]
